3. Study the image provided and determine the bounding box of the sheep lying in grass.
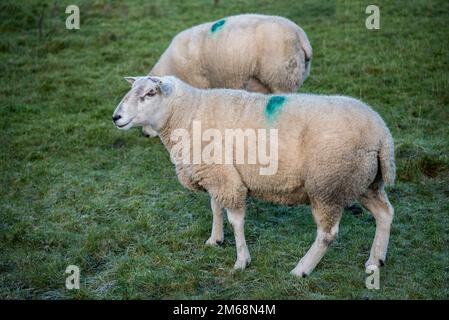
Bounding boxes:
[142,13,312,137]
[112,76,395,277]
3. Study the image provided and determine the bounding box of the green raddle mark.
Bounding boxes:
[211,19,225,33]
[265,95,286,123]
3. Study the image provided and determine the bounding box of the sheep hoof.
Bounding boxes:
[205,237,223,246]
[365,257,385,268]
[233,257,251,270]
[141,126,158,138]
[142,131,157,138]
[290,269,308,278]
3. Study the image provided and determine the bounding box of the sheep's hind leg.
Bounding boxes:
[244,77,270,94]
[361,188,394,268]
[291,203,343,277]
[205,197,224,246]
[226,206,251,270]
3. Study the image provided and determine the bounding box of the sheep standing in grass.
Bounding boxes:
[141,14,312,137]
[112,76,395,277]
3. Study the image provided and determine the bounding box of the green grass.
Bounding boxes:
[0,0,448,299]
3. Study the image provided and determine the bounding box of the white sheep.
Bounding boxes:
[112,76,395,277]
[142,14,312,137]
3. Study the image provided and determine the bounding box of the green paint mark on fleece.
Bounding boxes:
[211,19,225,33]
[265,95,286,123]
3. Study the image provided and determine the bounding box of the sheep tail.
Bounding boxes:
[379,131,396,186]
[295,27,312,61]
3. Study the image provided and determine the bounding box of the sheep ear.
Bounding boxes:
[124,77,137,85]
[158,81,172,96]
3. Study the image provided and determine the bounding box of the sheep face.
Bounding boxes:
[112,76,172,131]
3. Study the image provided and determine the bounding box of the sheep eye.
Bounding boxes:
[146,90,156,97]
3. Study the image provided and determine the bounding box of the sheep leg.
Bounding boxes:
[142,125,158,137]
[226,207,251,270]
[291,204,342,277]
[205,197,224,246]
[361,188,394,267]
[258,54,303,93]
[244,78,270,94]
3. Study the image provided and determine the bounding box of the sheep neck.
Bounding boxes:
[158,88,201,150]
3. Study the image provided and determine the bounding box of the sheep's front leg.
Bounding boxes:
[205,197,224,246]
[291,203,342,277]
[227,207,251,270]
[142,125,158,137]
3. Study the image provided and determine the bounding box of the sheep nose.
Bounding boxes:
[112,115,121,122]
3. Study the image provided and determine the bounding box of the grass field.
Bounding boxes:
[0,0,448,299]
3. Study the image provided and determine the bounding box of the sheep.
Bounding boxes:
[141,13,312,137]
[112,75,396,277]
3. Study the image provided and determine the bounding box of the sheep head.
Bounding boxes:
[112,76,173,131]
